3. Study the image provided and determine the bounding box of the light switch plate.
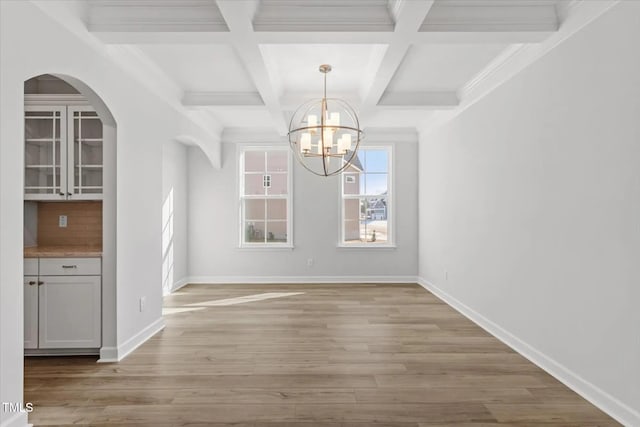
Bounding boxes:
[58,215,67,228]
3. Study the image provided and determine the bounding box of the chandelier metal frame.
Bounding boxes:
[288,64,364,177]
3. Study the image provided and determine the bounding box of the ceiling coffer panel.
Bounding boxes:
[420,0,559,32]
[88,0,229,32]
[253,0,395,32]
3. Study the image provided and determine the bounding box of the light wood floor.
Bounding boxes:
[25,283,619,426]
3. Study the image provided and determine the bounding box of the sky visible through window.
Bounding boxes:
[357,150,388,195]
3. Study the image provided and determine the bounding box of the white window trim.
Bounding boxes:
[238,144,293,249]
[338,144,396,248]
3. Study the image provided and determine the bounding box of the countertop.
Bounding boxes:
[24,245,102,258]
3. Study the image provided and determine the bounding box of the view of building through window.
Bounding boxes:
[240,147,291,246]
[342,147,391,245]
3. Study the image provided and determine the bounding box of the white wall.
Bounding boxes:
[162,141,189,292]
[0,2,216,426]
[418,2,640,424]
[187,135,418,282]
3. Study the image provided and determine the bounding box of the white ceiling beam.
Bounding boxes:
[215,0,288,135]
[359,0,435,118]
[378,91,459,109]
[183,90,457,110]
[183,92,264,107]
[90,30,553,45]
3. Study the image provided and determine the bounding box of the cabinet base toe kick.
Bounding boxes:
[25,348,100,357]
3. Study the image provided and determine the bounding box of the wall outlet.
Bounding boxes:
[58,215,67,228]
[139,296,146,312]
[307,258,314,267]
[445,270,449,281]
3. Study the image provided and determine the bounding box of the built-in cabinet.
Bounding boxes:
[24,257,101,352]
[25,100,103,200]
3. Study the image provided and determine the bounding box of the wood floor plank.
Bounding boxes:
[24,283,620,426]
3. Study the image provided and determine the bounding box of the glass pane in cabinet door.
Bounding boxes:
[80,113,102,139]
[25,112,59,140]
[25,166,60,194]
[74,166,102,194]
[25,140,53,166]
[81,140,103,165]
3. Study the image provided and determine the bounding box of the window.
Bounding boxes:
[239,147,292,247]
[341,146,392,246]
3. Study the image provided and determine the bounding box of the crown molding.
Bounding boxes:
[378,91,459,109]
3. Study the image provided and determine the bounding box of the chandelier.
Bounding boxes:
[288,64,364,177]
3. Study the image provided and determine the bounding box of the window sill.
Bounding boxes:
[238,245,294,251]
[336,244,397,250]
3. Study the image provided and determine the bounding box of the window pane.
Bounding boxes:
[240,147,290,246]
[244,221,265,243]
[343,173,359,195]
[267,173,287,195]
[364,173,388,195]
[344,198,361,242]
[244,199,264,220]
[267,151,287,173]
[266,221,287,242]
[244,174,265,195]
[266,199,287,221]
[365,150,388,173]
[244,151,264,172]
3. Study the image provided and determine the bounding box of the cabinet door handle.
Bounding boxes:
[61,265,77,269]
[28,281,36,286]
[59,192,65,196]
[37,281,44,286]
[67,192,72,196]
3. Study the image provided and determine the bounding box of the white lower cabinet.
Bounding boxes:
[24,276,39,349]
[38,276,101,348]
[24,257,101,351]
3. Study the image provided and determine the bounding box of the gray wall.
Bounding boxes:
[187,137,418,281]
[162,140,189,291]
[418,2,640,423]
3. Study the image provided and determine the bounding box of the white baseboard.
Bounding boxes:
[0,412,30,427]
[182,275,419,285]
[171,277,191,292]
[97,317,165,363]
[98,346,118,362]
[417,277,640,427]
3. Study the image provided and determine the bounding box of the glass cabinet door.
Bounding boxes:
[24,107,67,199]
[70,108,103,198]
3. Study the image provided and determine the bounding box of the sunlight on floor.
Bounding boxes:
[185,292,305,307]
[161,306,206,315]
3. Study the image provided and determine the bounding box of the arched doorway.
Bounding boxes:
[22,74,117,361]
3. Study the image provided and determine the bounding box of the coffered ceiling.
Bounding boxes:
[70,0,583,135]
